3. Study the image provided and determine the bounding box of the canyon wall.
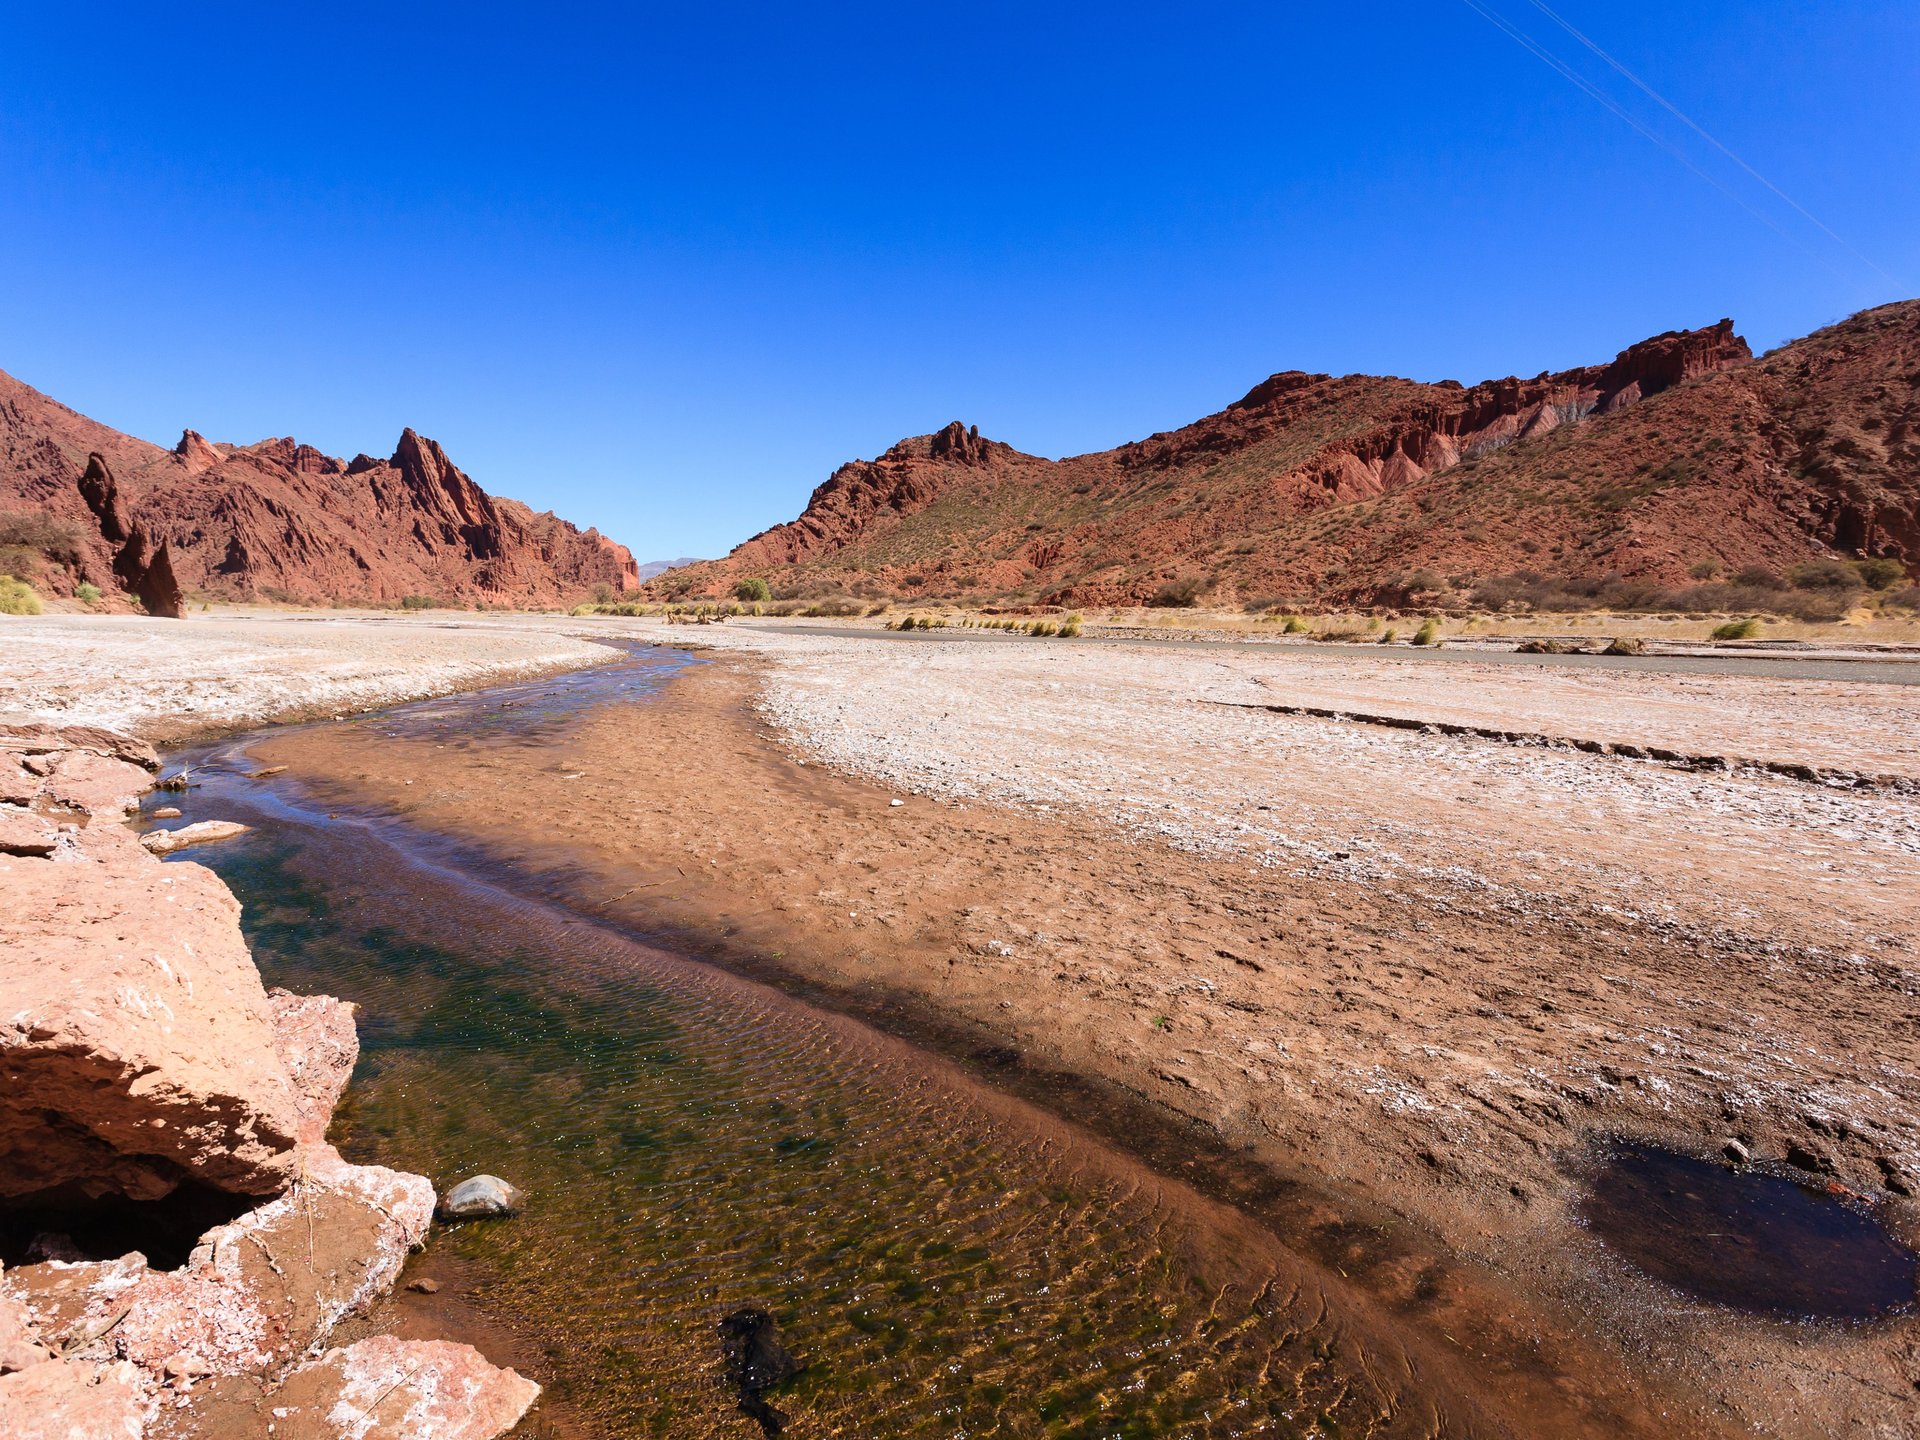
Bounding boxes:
[0,370,638,610]
[665,303,1918,607]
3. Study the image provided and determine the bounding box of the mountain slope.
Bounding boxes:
[664,304,1917,608]
[0,370,637,609]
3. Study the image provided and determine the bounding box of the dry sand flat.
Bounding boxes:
[0,612,620,738]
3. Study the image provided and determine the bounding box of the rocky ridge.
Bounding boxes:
[0,721,538,1440]
[665,303,1918,606]
[0,367,638,610]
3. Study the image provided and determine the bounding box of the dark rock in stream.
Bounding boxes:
[718,1307,799,1436]
[438,1174,524,1219]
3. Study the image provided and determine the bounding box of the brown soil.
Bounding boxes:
[252,655,1920,1439]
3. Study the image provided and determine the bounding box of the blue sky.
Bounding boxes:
[2,3,1913,559]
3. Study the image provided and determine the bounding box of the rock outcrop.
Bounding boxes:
[0,368,637,610]
[664,303,1920,607]
[0,725,538,1439]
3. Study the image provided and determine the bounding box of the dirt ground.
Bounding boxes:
[250,632,1920,1440]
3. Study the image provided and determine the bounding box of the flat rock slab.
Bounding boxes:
[140,819,251,854]
[157,1337,539,1440]
[4,1146,433,1381]
[0,809,58,857]
[0,840,302,1201]
[269,990,360,1144]
[0,1357,146,1440]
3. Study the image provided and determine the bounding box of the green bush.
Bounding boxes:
[1410,618,1442,647]
[1282,615,1309,634]
[75,582,103,605]
[1711,617,1761,641]
[399,594,441,610]
[1790,558,1862,591]
[0,575,43,616]
[1856,557,1905,591]
[734,577,773,603]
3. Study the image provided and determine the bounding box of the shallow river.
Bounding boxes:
[161,651,1473,1439]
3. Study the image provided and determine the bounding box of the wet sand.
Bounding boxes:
[251,645,1920,1438]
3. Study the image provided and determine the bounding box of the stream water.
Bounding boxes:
[155,651,1462,1440]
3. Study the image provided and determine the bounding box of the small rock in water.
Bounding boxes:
[438,1174,523,1220]
[406,1277,442,1294]
[1723,1139,1753,1166]
[718,1307,799,1437]
[140,820,250,855]
[150,805,183,819]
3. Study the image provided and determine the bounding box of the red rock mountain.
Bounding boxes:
[0,369,637,608]
[666,303,1918,607]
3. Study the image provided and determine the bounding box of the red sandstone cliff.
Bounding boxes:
[0,372,637,609]
[666,306,1917,607]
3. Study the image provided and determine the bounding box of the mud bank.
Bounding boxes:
[0,721,538,1439]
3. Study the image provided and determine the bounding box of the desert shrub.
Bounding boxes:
[865,603,889,616]
[1148,576,1205,608]
[1402,568,1444,595]
[1283,615,1309,634]
[1379,627,1398,643]
[1711,618,1761,641]
[1856,557,1905,591]
[1732,564,1780,588]
[0,575,43,615]
[1790,558,1863,591]
[801,598,862,617]
[1889,585,1920,613]
[1027,619,1058,637]
[1688,559,1723,580]
[399,594,441,610]
[1602,637,1646,655]
[0,511,83,560]
[1058,612,1083,638]
[591,582,615,604]
[734,577,772,603]
[75,581,103,604]
[1410,618,1442,647]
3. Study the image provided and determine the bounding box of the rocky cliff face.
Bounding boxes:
[0,722,539,1439]
[667,306,1917,606]
[0,371,637,610]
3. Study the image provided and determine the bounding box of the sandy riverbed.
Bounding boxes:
[0,612,621,739]
[8,611,1919,1434]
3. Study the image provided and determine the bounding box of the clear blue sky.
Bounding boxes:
[2,3,1912,560]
